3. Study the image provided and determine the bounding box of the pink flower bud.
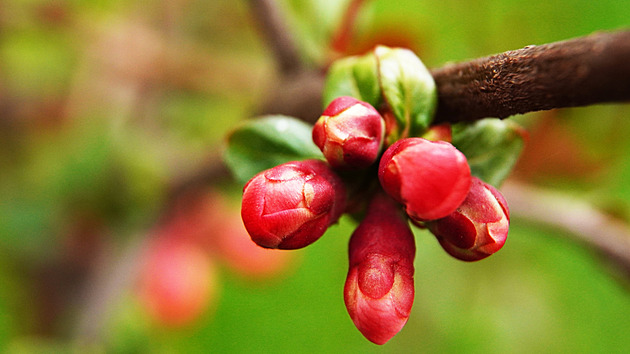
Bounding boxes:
[427,177,509,261]
[344,192,415,345]
[241,159,347,249]
[378,137,471,221]
[214,209,296,279]
[138,237,217,327]
[313,96,385,169]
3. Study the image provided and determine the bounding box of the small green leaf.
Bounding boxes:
[322,52,381,109]
[452,119,527,187]
[375,46,437,139]
[223,116,323,184]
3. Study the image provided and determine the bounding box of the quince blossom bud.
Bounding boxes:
[427,177,509,261]
[344,192,415,345]
[241,159,347,250]
[378,137,471,221]
[138,237,217,327]
[313,96,385,169]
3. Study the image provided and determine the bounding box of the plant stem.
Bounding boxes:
[73,236,148,345]
[501,180,630,278]
[329,0,367,54]
[431,30,630,123]
[248,0,303,75]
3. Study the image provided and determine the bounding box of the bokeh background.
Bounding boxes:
[1,0,629,352]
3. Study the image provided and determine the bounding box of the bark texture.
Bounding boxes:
[431,30,630,123]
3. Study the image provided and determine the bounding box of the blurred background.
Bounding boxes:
[0,0,629,352]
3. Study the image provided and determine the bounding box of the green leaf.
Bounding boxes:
[375,46,437,139]
[452,119,527,187]
[284,0,353,63]
[223,116,323,184]
[322,52,381,109]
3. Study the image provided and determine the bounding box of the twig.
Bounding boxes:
[501,180,630,276]
[165,156,232,202]
[329,0,367,53]
[73,235,149,344]
[431,30,630,123]
[248,0,303,75]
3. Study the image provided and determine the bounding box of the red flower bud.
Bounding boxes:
[215,209,296,279]
[427,177,509,261]
[344,192,415,345]
[138,237,217,327]
[378,137,471,221]
[241,159,347,249]
[313,96,385,169]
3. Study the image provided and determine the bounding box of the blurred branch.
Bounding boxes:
[247,0,328,123]
[431,30,630,123]
[248,0,303,75]
[166,154,231,202]
[329,0,367,54]
[501,180,630,277]
[74,236,148,344]
[257,69,326,123]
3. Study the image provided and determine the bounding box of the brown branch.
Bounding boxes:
[501,180,630,279]
[73,236,148,344]
[431,30,630,123]
[248,0,303,75]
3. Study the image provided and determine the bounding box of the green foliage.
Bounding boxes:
[0,28,75,96]
[224,116,323,184]
[322,53,381,108]
[452,119,527,187]
[284,0,353,63]
[374,46,437,139]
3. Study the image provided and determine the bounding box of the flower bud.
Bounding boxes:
[378,137,471,221]
[138,237,217,327]
[344,192,415,345]
[241,159,347,249]
[215,209,296,279]
[313,96,385,169]
[426,177,509,261]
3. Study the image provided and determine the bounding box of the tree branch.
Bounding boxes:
[73,236,148,344]
[501,180,630,278]
[431,30,630,123]
[248,0,303,75]
[329,0,367,54]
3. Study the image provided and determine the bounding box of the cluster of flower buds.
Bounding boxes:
[239,95,512,344]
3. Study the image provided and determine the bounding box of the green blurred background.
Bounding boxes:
[1,0,629,352]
